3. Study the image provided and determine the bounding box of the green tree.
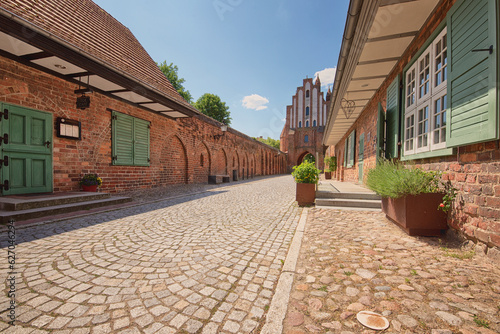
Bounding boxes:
[255,137,280,150]
[157,61,192,103]
[194,93,232,125]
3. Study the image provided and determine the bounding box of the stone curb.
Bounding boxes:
[261,207,308,334]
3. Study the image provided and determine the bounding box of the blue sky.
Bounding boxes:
[93,0,350,140]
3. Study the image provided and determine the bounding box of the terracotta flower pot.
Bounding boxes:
[296,183,316,206]
[82,185,98,192]
[381,193,448,236]
[325,172,332,179]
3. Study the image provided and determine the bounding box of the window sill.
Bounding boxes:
[401,147,454,161]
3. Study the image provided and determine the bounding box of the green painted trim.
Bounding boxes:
[401,148,454,161]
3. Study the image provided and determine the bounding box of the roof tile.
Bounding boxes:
[1,0,195,111]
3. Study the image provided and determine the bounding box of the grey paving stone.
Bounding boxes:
[0,176,299,333]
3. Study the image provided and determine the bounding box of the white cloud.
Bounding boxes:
[242,94,269,111]
[314,67,336,89]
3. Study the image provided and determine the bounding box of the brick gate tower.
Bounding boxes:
[280,77,330,172]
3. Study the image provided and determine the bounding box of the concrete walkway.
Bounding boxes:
[318,179,376,194]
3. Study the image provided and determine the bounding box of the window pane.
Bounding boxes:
[417,106,429,148]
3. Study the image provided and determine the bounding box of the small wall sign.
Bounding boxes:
[57,117,81,140]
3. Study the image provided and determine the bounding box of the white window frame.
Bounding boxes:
[431,90,447,150]
[404,27,447,156]
[416,103,431,153]
[433,28,448,93]
[406,66,416,109]
[404,112,415,154]
[418,46,432,101]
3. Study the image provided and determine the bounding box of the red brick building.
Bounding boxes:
[280,77,330,172]
[0,0,285,196]
[324,0,500,259]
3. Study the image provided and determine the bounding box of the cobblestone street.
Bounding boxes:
[2,177,500,334]
[284,208,500,334]
[1,176,300,333]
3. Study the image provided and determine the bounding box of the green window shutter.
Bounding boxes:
[348,130,356,167]
[376,102,386,163]
[385,75,400,159]
[446,0,498,147]
[112,111,134,165]
[112,111,150,166]
[133,118,150,166]
[358,133,364,160]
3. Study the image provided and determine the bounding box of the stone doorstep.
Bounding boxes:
[0,192,112,211]
[315,198,382,209]
[316,191,381,201]
[0,196,132,224]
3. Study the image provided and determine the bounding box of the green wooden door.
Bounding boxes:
[1,104,53,195]
[358,133,364,183]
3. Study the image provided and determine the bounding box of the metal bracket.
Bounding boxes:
[472,45,493,55]
[0,134,8,145]
[0,156,8,168]
[112,156,117,161]
[111,115,118,120]
[0,109,8,120]
[0,180,9,192]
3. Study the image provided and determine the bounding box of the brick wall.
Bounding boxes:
[332,0,500,256]
[0,55,285,194]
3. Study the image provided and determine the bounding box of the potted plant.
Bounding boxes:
[79,173,103,192]
[366,160,455,236]
[324,156,337,179]
[292,161,320,206]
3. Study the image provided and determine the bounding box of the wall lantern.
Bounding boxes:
[76,93,90,110]
[213,124,228,140]
[75,76,92,110]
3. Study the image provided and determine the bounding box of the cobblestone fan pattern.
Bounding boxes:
[284,209,500,334]
[0,176,300,333]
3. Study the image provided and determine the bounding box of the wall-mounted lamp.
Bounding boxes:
[213,124,228,140]
[75,76,93,110]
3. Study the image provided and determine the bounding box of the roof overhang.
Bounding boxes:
[0,8,195,118]
[323,0,440,146]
